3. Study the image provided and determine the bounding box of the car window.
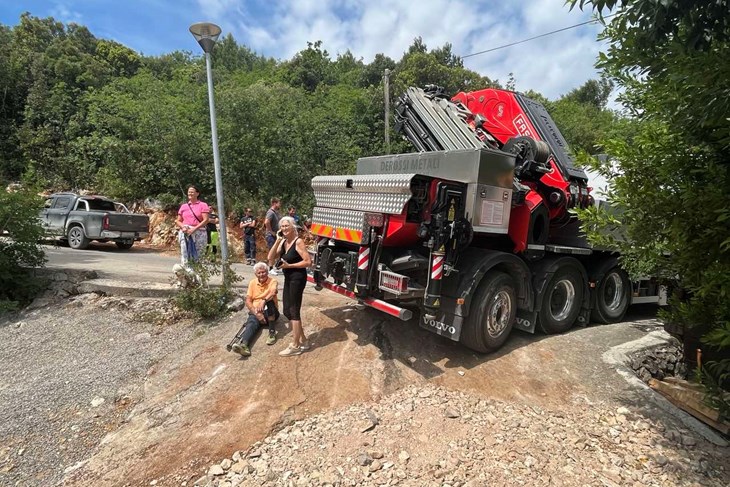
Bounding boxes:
[85,199,117,211]
[74,199,89,211]
[52,196,72,209]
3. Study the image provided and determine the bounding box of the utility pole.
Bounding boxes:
[384,68,390,154]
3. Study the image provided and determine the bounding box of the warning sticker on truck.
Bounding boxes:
[480,200,504,226]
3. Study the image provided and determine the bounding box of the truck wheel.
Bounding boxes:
[115,240,134,250]
[539,264,585,334]
[460,272,516,353]
[67,226,89,250]
[591,267,630,323]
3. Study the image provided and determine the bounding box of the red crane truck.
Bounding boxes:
[308,85,665,353]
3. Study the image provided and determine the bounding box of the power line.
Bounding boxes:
[462,14,616,59]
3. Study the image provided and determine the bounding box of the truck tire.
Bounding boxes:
[591,267,630,324]
[538,264,585,334]
[460,272,516,353]
[67,226,90,250]
[115,240,134,250]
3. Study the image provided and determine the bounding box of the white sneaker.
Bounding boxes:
[299,341,311,351]
[269,269,279,276]
[279,344,302,357]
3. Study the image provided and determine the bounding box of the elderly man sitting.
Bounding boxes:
[230,262,279,356]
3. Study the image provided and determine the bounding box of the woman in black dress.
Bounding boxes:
[268,216,312,356]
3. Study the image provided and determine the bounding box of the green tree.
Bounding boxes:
[359,53,396,88]
[570,0,730,413]
[0,188,46,312]
[83,68,211,200]
[280,41,335,92]
[547,77,622,155]
[393,38,496,97]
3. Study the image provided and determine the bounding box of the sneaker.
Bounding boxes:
[231,343,251,357]
[299,341,311,351]
[269,269,279,276]
[278,344,302,357]
[266,332,277,346]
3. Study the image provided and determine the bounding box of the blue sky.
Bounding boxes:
[1,0,608,99]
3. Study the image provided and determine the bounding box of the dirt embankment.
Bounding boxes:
[2,278,727,487]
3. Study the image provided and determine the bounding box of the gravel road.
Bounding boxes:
[199,385,730,487]
[0,294,198,486]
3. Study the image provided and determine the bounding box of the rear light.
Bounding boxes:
[379,270,409,295]
[365,213,384,227]
[102,214,110,230]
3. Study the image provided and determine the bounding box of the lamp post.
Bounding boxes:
[189,22,229,266]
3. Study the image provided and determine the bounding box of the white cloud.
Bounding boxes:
[50,2,84,25]
[196,0,240,18]
[200,0,607,99]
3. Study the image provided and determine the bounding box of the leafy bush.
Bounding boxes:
[0,188,47,312]
[571,0,730,417]
[174,258,242,320]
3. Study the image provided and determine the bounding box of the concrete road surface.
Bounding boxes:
[42,241,256,286]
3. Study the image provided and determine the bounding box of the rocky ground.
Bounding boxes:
[197,384,728,487]
[1,269,728,487]
[0,292,196,486]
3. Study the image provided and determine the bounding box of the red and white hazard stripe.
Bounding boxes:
[358,246,370,270]
[431,254,444,280]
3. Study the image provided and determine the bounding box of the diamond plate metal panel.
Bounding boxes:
[312,207,371,244]
[312,174,416,214]
[313,191,411,214]
[312,174,415,193]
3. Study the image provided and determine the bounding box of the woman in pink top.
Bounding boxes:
[175,185,210,264]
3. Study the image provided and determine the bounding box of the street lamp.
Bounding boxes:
[189,22,229,265]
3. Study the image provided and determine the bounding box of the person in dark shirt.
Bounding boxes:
[265,197,281,275]
[287,206,300,226]
[206,209,220,257]
[239,207,257,265]
[268,216,312,357]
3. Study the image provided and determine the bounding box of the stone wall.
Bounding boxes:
[28,268,98,309]
[629,338,688,383]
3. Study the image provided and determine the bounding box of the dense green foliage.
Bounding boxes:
[0,16,491,213]
[570,0,730,411]
[0,12,621,217]
[0,188,47,311]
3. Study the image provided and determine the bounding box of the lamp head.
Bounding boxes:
[189,22,221,54]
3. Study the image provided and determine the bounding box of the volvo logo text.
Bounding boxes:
[423,317,456,335]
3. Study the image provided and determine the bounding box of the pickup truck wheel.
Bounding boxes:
[115,240,134,250]
[67,226,90,250]
[591,267,630,323]
[460,272,516,353]
[538,264,585,334]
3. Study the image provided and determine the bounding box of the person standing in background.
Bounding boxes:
[206,208,220,258]
[265,197,281,275]
[240,207,257,265]
[175,185,209,264]
[287,206,300,226]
